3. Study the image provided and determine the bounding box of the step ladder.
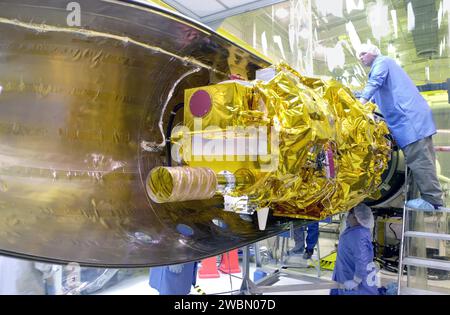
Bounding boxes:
[397,168,450,295]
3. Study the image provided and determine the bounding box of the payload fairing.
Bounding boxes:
[0,0,404,267]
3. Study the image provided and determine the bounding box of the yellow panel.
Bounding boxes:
[182,82,263,173]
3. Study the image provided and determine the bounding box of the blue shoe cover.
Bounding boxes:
[406,198,434,210]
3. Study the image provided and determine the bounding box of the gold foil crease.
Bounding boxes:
[176,62,390,220]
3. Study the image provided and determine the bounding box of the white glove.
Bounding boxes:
[353,91,362,98]
[168,264,184,274]
[343,280,360,290]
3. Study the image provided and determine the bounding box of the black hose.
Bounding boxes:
[388,223,400,242]
[165,103,185,166]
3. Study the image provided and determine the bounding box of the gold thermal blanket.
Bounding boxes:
[176,63,391,219]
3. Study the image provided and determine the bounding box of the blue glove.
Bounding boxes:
[168,264,183,274]
[385,281,398,295]
[343,280,359,290]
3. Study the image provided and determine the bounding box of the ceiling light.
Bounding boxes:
[261,31,268,56]
[325,42,345,72]
[345,21,362,53]
[350,77,361,87]
[388,43,396,55]
[275,8,289,19]
[273,35,287,60]
[407,2,415,32]
[346,0,365,14]
[391,10,398,38]
[317,0,344,18]
[445,0,450,14]
[299,27,310,39]
[367,0,390,41]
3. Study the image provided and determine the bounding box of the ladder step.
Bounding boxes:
[400,287,448,295]
[405,206,450,213]
[402,257,450,271]
[404,231,450,241]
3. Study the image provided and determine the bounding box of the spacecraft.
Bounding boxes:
[0,0,406,267]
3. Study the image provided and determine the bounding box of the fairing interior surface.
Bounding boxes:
[0,0,302,267]
[0,0,403,267]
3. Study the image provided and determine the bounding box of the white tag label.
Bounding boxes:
[224,195,250,214]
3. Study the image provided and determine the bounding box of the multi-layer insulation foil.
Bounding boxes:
[173,63,391,219]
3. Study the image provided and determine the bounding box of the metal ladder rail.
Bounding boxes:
[398,205,450,295]
[397,166,410,295]
[397,167,450,294]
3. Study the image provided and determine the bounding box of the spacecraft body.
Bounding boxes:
[147,63,392,221]
[0,0,404,267]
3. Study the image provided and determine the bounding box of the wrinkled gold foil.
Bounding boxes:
[173,62,391,219]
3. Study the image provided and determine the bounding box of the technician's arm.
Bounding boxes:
[360,60,389,102]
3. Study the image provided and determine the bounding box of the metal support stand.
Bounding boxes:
[239,246,258,295]
[279,227,322,278]
[238,244,339,295]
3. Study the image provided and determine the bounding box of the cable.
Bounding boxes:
[213,289,242,295]
[226,251,233,295]
[165,102,184,166]
[222,273,243,280]
[217,252,239,294]
[193,285,206,295]
[388,223,400,242]
[375,257,405,274]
